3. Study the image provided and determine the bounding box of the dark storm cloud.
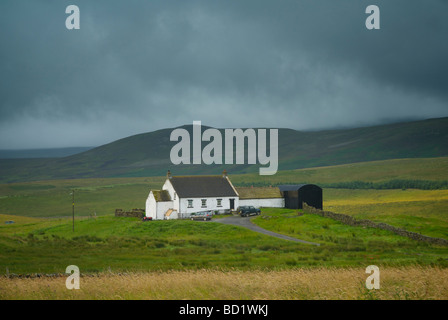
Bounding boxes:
[0,0,447,148]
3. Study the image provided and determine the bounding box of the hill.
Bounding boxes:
[0,147,93,159]
[1,117,447,183]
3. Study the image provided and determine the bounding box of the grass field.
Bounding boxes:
[1,157,447,219]
[324,189,448,239]
[1,157,447,299]
[231,157,448,185]
[0,177,163,218]
[1,208,447,276]
[1,267,447,300]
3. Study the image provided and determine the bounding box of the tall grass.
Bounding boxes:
[1,267,447,300]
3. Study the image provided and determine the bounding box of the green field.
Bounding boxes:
[1,157,447,218]
[324,189,448,239]
[0,157,447,275]
[1,209,447,275]
[0,177,163,218]
[231,157,448,185]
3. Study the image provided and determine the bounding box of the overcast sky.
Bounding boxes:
[1,0,447,149]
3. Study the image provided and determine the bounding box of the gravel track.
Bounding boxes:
[214,215,320,246]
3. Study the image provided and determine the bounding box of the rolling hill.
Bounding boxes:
[1,117,447,183]
[0,147,93,159]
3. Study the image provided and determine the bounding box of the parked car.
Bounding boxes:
[190,211,213,221]
[142,216,152,221]
[238,206,261,217]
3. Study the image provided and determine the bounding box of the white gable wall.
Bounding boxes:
[162,179,174,197]
[145,191,157,220]
[162,178,180,211]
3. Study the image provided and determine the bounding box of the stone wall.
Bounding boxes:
[115,208,145,218]
[302,203,448,246]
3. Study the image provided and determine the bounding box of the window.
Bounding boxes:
[201,199,207,208]
[217,199,222,207]
[187,199,193,208]
[174,192,176,200]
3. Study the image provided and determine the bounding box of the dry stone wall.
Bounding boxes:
[302,203,448,246]
[115,208,145,218]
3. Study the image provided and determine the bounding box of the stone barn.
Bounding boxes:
[279,184,323,210]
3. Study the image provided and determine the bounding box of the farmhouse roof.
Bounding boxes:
[152,190,172,202]
[236,187,282,199]
[169,175,238,198]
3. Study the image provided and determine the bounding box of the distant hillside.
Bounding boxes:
[0,147,94,159]
[1,117,447,183]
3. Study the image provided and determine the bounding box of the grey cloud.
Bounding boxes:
[0,0,447,148]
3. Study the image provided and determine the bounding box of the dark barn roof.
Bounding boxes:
[169,176,238,198]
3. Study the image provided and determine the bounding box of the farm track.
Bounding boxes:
[214,216,320,246]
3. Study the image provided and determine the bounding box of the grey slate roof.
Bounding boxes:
[169,175,238,198]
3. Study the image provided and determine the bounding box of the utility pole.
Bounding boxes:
[72,189,75,232]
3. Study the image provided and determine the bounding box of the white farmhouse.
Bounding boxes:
[145,171,323,220]
[145,170,240,220]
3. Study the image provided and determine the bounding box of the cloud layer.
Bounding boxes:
[1,0,447,148]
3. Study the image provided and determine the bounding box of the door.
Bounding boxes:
[229,198,235,210]
[284,191,291,208]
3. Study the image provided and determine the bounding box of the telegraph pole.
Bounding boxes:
[72,189,75,232]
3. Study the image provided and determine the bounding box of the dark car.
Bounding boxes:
[190,211,213,221]
[238,206,261,217]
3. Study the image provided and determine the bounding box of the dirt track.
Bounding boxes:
[214,215,320,246]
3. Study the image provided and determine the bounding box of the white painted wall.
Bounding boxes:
[239,198,284,208]
[145,192,157,220]
[165,210,178,220]
[145,191,175,220]
[162,179,179,212]
[162,179,175,198]
[157,202,174,220]
[178,196,239,218]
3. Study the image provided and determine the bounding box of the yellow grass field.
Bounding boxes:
[1,266,447,300]
[323,189,448,238]
[325,189,448,207]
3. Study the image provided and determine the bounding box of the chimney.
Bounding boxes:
[222,169,227,178]
[167,170,172,179]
